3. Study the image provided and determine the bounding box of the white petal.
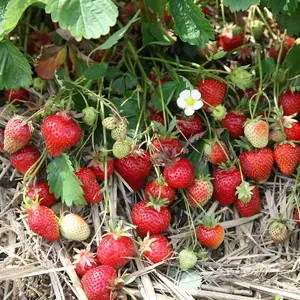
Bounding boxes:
[191,89,201,100]
[193,100,204,110]
[177,97,187,108]
[179,90,191,99]
[184,107,195,116]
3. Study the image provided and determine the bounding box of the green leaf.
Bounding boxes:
[0,0,39,39]
[169,0,214,48]
[223,0,259,11]
[47,154,86,207]
[267,0,298,14]
[146,0,167,15]
[142,22,175,46]
[277,9,300,35]
[45,0,118,41]
[111,73,138,95]
[152,81,178,112]
[261,57,276,75]
[0,40,32,89]
[212,50,227,60]
[84,63,108,80]
[283,45,300,77]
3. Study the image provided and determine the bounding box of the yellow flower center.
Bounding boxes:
[186,96,195,106]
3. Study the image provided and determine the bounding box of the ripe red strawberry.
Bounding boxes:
[140,234,173,263]
[131,200,171,237]
[204,140,230,165]
[73,249,100,277]
[164,157,195,189]
[274,142,300,175]
[221,111,247,138]
[148,72,169,88]
[235,183,261,217]
[294,208,300,226]
[0,128,4,151]
[152,137,182,156]
[10,145,39,174]
[176,114,204,138]
[145,176,176,206]
[23,199,59,241]
[239,147,274,183]
[164,9,172,26]
[212,166,242,206]
[279,90,300,116]
[4,116,32,153]
[197,79,227,111]
[238,82,263,102]
[269,36,294,62]
[75,168,103,203]
[244,118,269,148]
[284,122,300,141]
[81,265,117,300]
[151,110,165,126]
[89,155,114,181]
[115,149,152,191]
[237,48,251,65]
[4,88,29,103]
[197,214,224,249]
[26,181,57,207]
[186,177,213,207]
[219,25,244,51]
[41,111,82,157]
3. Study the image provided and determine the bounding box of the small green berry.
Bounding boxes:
[82,107,97,126]
[102,116,118,130]
[112,140,132,158]
[111,120,127,141]
[33,77,47,91]
[179,249,197,270]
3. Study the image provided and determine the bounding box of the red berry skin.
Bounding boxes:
[285,123,300,141]
[75,256,99,278]
[41,111,82,157]
[143,235,173,263]
[239,147,274,183]
[26,181,57,207]
[164,158,195,189]
[269,36,294,62]
[76,168,103,204]
[4,88,29,103]
[177,114,204,138]
[212,167,242,206]
[197,79,227,110]
[236,186,261,217]
[27,206,59,241]
[89,159,114,181]
[221,111,247,138]
[81,265,117,300]
[197,224,224,249]
[279,90,300,116]
[145,180,176,206]
[115,150,152,191]
[152,138,182,156]
[208,142,230,165]
[151,110,165,126]
[10,145,39,174]
[0,128,4,151]
[186,179,213,207]
[294,209,300,226]
[219,32,244,51]
[97,234,135,269]
[274,143,300,175]
[131,200,171,237]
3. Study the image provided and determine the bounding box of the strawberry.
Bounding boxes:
[294,208,300,226]
[113,139,133,158]
[111,118,127,141]
[197,79,226,111]
[23,199,59,242]
[176,114,204,138]
[178,249,197,270]
[0,128,4,151]
[59,213,90,241]
[251,20,264,40]
[164,9,172,26]
[164,157,195,189]
[221,111,247,138]
[151,110,165,126]
[97,222,135,269]
[238,82,263,102]
[140,234,173,263]
[237,48,252,65]
[204,140,230,165]
[88,153,114,181]
[4,88,29,103]
[115,149,152,191]
[10,145,39,175]
[279,90,300,116]
[152,137,182,156]
[148,72,169,89]
[235,182,261,217]
[131,200,171,237]
[197,214,224,249]
[26,181,57,207]
[4,116,32,153]
[41,111,82,157]
[212,166,242,206]
[102,116,119,130]
[219,25,244,51]
[269,36,294,62]
[186,177,213,207]
[81,265,117,300]
[82,107,97,126]
[284,122,300,141]
[244,118,269,148]
[28,31,52,55]
[269,220,289,244]
[145,176,176,206]
[274,142,300,175]
[239,147,274,183]
[76,168,103,204]
[270,127,286,143]
[73,249,100,277]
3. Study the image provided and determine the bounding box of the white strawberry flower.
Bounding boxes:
[177,89,203,116]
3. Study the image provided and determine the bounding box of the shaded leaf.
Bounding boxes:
[277,10,300,35]
[212,50,227,60]
[223,0,259,11]
[283,44,300,77]
[84,63,108,80]
[261,57,276,75]
[152,81,177,112]
[111,72,137,95]
[267,0,299,14]
[142,22,175,46]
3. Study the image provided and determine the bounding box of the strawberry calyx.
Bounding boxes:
[282,114,298,128]
[87,150,113,168]
[235,181,255,203]
[155,174,166,186]
[139,233,157,253]
[212,105,227,121]
[232,25,243,36]
[73,248,97,268]
[152,119,179,139]
[146,195,168,211]
[201,213,221,229]
[22,197,40,212]
[105,219,134,240]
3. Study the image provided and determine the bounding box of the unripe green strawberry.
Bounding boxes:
[179,249,197,270]
[244,118,269,148]
[102,116,118,130]
[269,221,289,244]
[251,20,264,40]
[111,120,127,141]
[112,139,132,158]
[82,107,97,126]
[59,213,90,241]
[212,105,227,121]
[33,77,47,91]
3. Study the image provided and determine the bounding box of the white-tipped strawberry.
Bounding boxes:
[73,248,99,277]
[244,117,269,148]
